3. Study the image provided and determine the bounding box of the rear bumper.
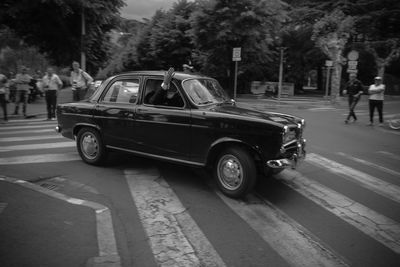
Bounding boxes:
[266,138,306,169]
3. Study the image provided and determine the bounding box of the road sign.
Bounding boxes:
[347,50,359,61]
[348,60,358,67]
[325,60,333,67]
[232,47,241,61]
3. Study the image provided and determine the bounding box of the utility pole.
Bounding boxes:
[278,47,284,102]
[81,4,86,71]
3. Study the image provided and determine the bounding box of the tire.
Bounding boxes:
[76,127,107,165]
[214,146,257,198]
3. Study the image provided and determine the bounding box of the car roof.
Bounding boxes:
[116,70,208,81]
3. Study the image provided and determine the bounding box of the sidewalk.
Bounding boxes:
[0,177,98,267]
[0,176,121,267]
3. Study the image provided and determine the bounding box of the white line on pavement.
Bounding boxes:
[124,168,225,267]
[0,153,80,165]
[0,129,53,135]
[216,191,348,267]
[307,153,400,204]
[0,124,55,131]
[0,135,62,142]
[277,169,400,254]
[337,152,400,177]
[377,151,400,161]
[0,141,75,152]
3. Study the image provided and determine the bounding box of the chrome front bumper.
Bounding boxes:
[266,138,306,169]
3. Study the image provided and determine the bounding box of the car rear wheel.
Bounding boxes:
[77,127,107,165]
[214,147,256,198]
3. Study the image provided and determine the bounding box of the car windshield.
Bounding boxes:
[182,78,230,105]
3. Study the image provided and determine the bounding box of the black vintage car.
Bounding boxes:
[56,70,306,198]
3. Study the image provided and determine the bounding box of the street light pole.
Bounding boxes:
[80,4,86,71]
[278,47,284,102]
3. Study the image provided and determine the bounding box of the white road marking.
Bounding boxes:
[216,191,348,267]
[377,151,400,161]
[0,129,53,135]
[125,168,225,267]
[0,135,62,142]
[307,153,400,204]
[277,169,400,254]
[337,152,400,177]
[0,124,55,131]
[0,153,80,165]
[0,141,75,152]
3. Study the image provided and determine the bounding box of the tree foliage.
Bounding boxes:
[0,0,125,72]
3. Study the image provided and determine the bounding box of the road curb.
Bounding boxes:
[0,175,121,267]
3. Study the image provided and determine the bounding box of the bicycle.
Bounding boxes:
[389,114,400,130]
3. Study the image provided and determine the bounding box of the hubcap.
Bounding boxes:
[217,155,243,190]
[81,133,98,159]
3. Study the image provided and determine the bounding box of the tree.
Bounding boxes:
[0,0,124,73]
[312,9,354,102]
[189,0,287,93]
[136,0,197,70]
[351,0,400,80]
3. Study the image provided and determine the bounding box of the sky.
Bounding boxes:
[120,0,178,21]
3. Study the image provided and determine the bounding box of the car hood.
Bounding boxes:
[208,104,299,126]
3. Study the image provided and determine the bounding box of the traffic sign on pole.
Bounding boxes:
[232,47,241,61]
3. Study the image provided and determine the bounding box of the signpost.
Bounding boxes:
[232,47,241,99]
[347,50,359,75]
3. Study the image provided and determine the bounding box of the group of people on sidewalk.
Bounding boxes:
[0,61,93,122]
[343,74,386,126]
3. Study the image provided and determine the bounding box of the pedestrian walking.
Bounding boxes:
[14,66,32,117]
[343,73,364,124]
[0,74,9,122]
[42,67,63,120]
[368,76,385,126]
[70,61,93,101]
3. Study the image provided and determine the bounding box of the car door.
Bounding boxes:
[93,77,140,150]
[134,77,192,163]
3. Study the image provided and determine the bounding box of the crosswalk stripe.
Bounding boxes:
[0,129,53,135]
[277,169,400,254]
[0,141,75,152]
[0,124,55,131]
[0,135,62,142]
[337,152,400,177]
[0,153,80,165]
[124,168,225,267]
[377,151,400,161]
[307,153,400,204]
[216,191,348,267]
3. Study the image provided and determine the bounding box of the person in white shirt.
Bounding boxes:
[14,66,32,117]
[70,61,93,101]
[42,67,63,120]
[368,76,385,126]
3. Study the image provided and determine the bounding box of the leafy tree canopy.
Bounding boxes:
[0,0,125,72]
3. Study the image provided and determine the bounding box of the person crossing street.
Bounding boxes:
[343,73,364,124]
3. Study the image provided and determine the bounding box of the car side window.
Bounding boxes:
[101,79,139,104]
[143,79,184,108]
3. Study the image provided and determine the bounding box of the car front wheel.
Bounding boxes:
[214,147,256,198]
[76,127,107,165]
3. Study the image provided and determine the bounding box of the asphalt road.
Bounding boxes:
[0,94,399,267]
